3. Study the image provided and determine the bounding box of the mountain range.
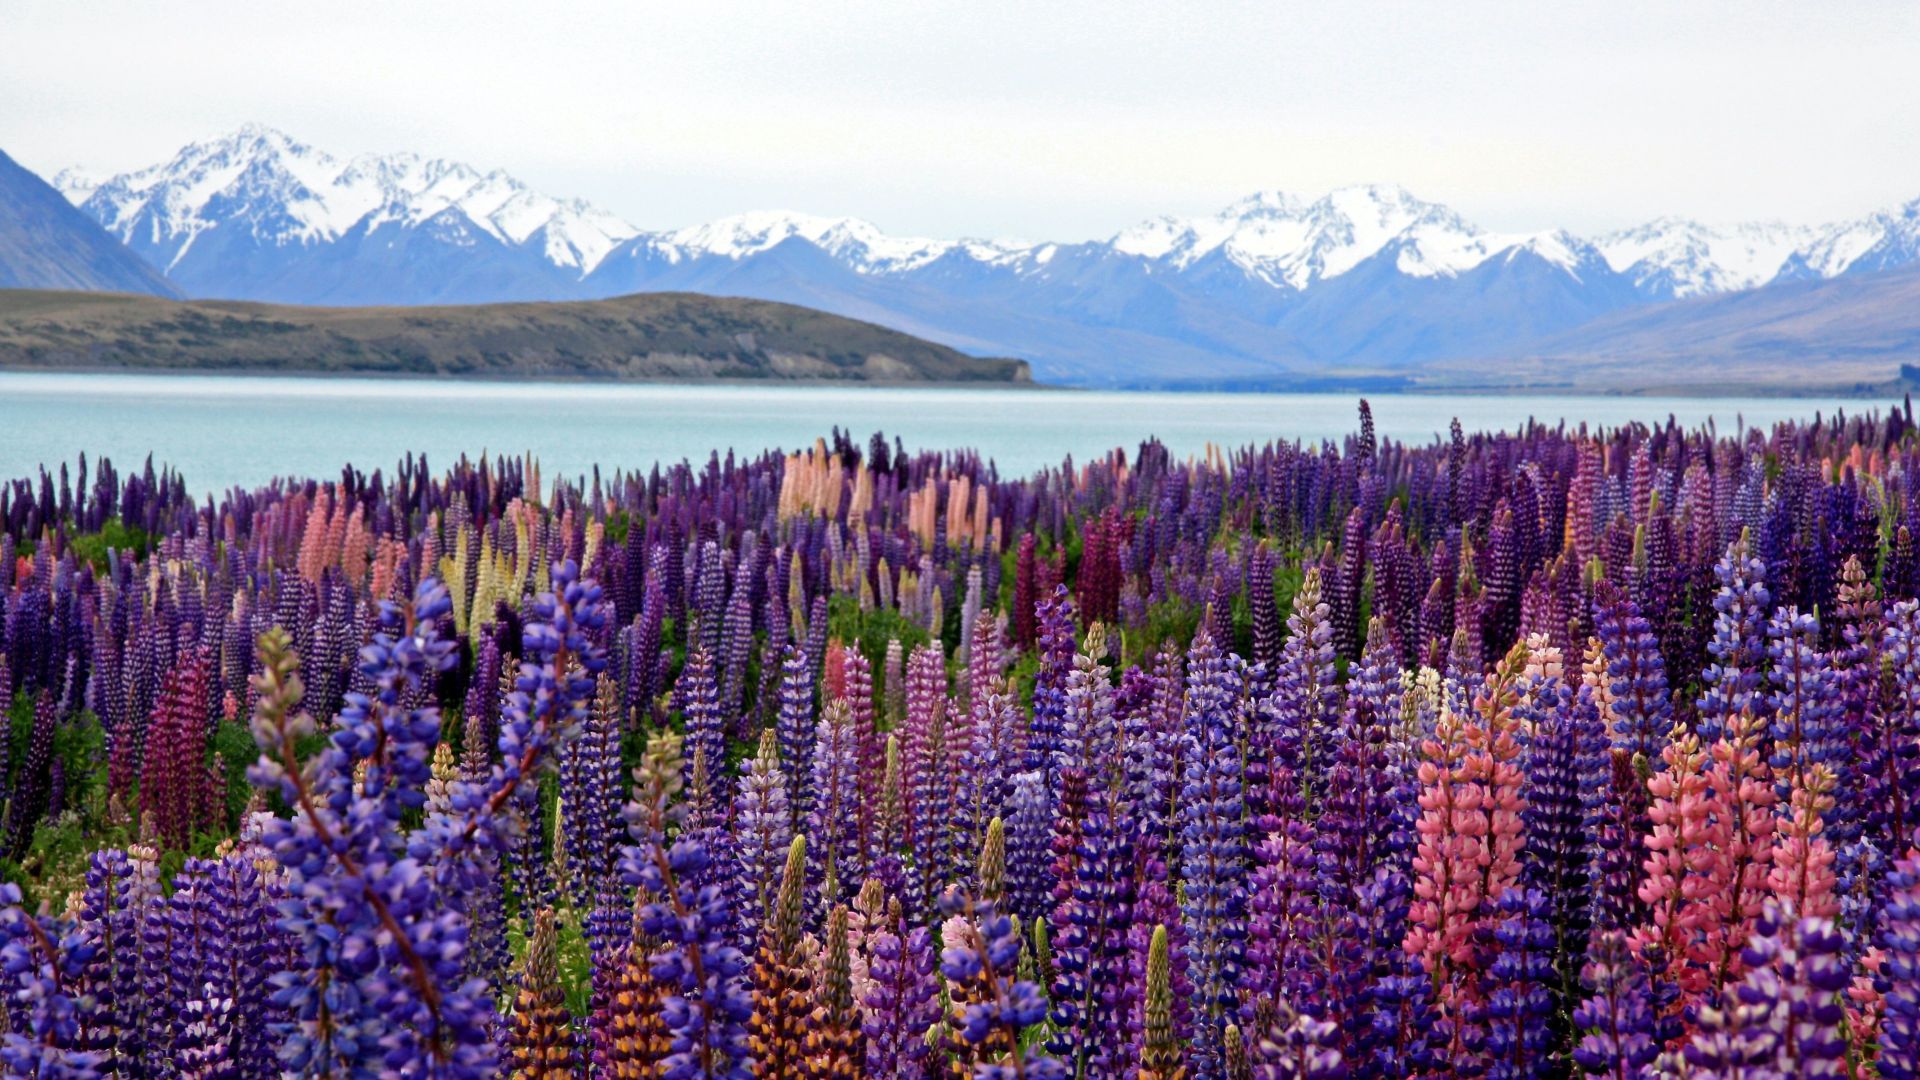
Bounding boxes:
[33,124,1920,387]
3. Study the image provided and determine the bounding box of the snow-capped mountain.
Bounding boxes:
[1595,218,1816,298]
[1112,185,1510,288]
[41,124,1920,385]
[58,124,639,302]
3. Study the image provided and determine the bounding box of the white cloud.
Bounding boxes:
[4,0,1918,240]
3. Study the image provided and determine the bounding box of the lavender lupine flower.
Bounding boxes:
[1057,627,1118,792]
[810,699,863,905]
[1271,569,1339,799]
[718,564,755,717]
[691,540,727,660]
[734,731,794,947]
[1766,607,1851,843]
[1695,537,1771,744]
[775,645,816,826]
[1180,630,1250,1075]
[678,648,726,800]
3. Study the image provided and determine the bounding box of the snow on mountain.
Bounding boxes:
[1596,218,1815,297]
[1110,184,1494,289]
[50,167,102,205]
[69,124,640,276]
[1779,197,1920,280]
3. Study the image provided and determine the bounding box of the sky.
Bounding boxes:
[4,1,1918,242]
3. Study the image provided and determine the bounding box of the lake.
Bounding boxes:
[0,373,1897,494]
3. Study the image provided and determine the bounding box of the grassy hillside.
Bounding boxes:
[0,289,1032,384]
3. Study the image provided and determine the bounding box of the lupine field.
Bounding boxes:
[7,400,1920,1077]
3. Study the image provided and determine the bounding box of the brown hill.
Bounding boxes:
[0,289,1032,384]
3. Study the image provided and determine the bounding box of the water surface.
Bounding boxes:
[0,373,1892,494]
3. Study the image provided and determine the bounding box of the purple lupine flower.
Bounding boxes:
[938,887,1067,1080]
[900,642,950,912]
[1867,599,1920,854]
[1520,677,1592,968]
[733,732,793,947]
[560,676,625,911]
[1028,586,1076,777]
[862,895,940,1079]
[1484,887,1557,1080]
[1571,930,1659,1079]
[627,574,667,725]
[1684,903,1849,1077]
[1594,584,1671,764]
[1882,838,1920,1080]
[1695,537,1771,744]
[677,648,726,800]
[620,732,754,1080]
[1766,607,1851,843]
[1047,796,1135,1078]
[1179,630,1250,1075]
[775,645,815,827]
[1252,1002,1347,1080]
[0,882,103,1078]
[810,699,863,905]
[249,577,499,1076]
[1249,544,1283,671]
[1004,769,1054,924]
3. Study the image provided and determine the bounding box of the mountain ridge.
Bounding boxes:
[36,124,1920,385]
[0,150,178,297]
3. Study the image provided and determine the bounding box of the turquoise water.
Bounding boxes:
[0,373,1895,494]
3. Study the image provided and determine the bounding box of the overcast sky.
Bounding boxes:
[5,1,1917,241]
